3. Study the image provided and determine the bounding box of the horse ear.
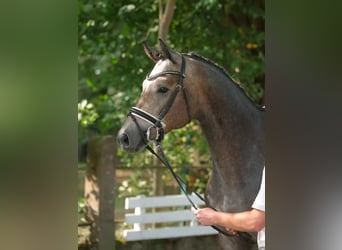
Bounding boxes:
[158,38,176,64]
[143,42,163,62]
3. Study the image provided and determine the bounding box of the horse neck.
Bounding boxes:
[187,59,264,191]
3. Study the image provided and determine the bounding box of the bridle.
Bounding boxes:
[129,54,190,143]
[127,55,255,244]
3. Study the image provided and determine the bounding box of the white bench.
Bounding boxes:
[123,194,218,241]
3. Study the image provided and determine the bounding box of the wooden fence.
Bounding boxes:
[123,194,218,241]
[78,135,215,249]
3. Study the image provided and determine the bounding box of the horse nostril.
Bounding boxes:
[118,132,130,147]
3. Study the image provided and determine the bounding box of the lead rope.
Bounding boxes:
[146,143,198,209]
[145,141,255,244]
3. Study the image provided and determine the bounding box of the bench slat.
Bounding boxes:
[124,226,218,241]
[125,210,196,224]
[125,194,205,209]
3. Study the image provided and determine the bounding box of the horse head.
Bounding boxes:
[117,39,191,152]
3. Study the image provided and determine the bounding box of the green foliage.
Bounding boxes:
[168,0,265,103]
[78,1,264,193]
[78,197,86,215]
[118,170,154,197]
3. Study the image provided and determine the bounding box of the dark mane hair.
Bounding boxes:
[184,52,265,112]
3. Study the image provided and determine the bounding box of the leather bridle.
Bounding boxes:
[129,54,190,143]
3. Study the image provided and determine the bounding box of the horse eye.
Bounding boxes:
[158,86,169,93]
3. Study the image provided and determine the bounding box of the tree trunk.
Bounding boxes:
[85,136,117,250]
[158,0,175,41]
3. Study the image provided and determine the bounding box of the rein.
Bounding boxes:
[146,141,255,242]
[128,55,255,244]
[145,142,255,243]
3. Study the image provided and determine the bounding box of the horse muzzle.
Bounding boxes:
[117,107,166,152]
[117,121,146,153]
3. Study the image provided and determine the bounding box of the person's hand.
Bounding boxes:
[226,227,237,235]
[193,207,217,226]
[193,208,238,235]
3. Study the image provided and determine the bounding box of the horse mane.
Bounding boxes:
[184,52,265,112]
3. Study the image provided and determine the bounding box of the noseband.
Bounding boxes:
[129,55,190,143]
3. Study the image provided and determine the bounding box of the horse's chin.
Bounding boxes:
[120,141,146,153]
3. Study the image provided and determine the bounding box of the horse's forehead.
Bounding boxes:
[142,60,170,90]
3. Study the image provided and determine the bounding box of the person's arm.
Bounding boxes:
[195,167,265,233]
[194,207,265,232]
